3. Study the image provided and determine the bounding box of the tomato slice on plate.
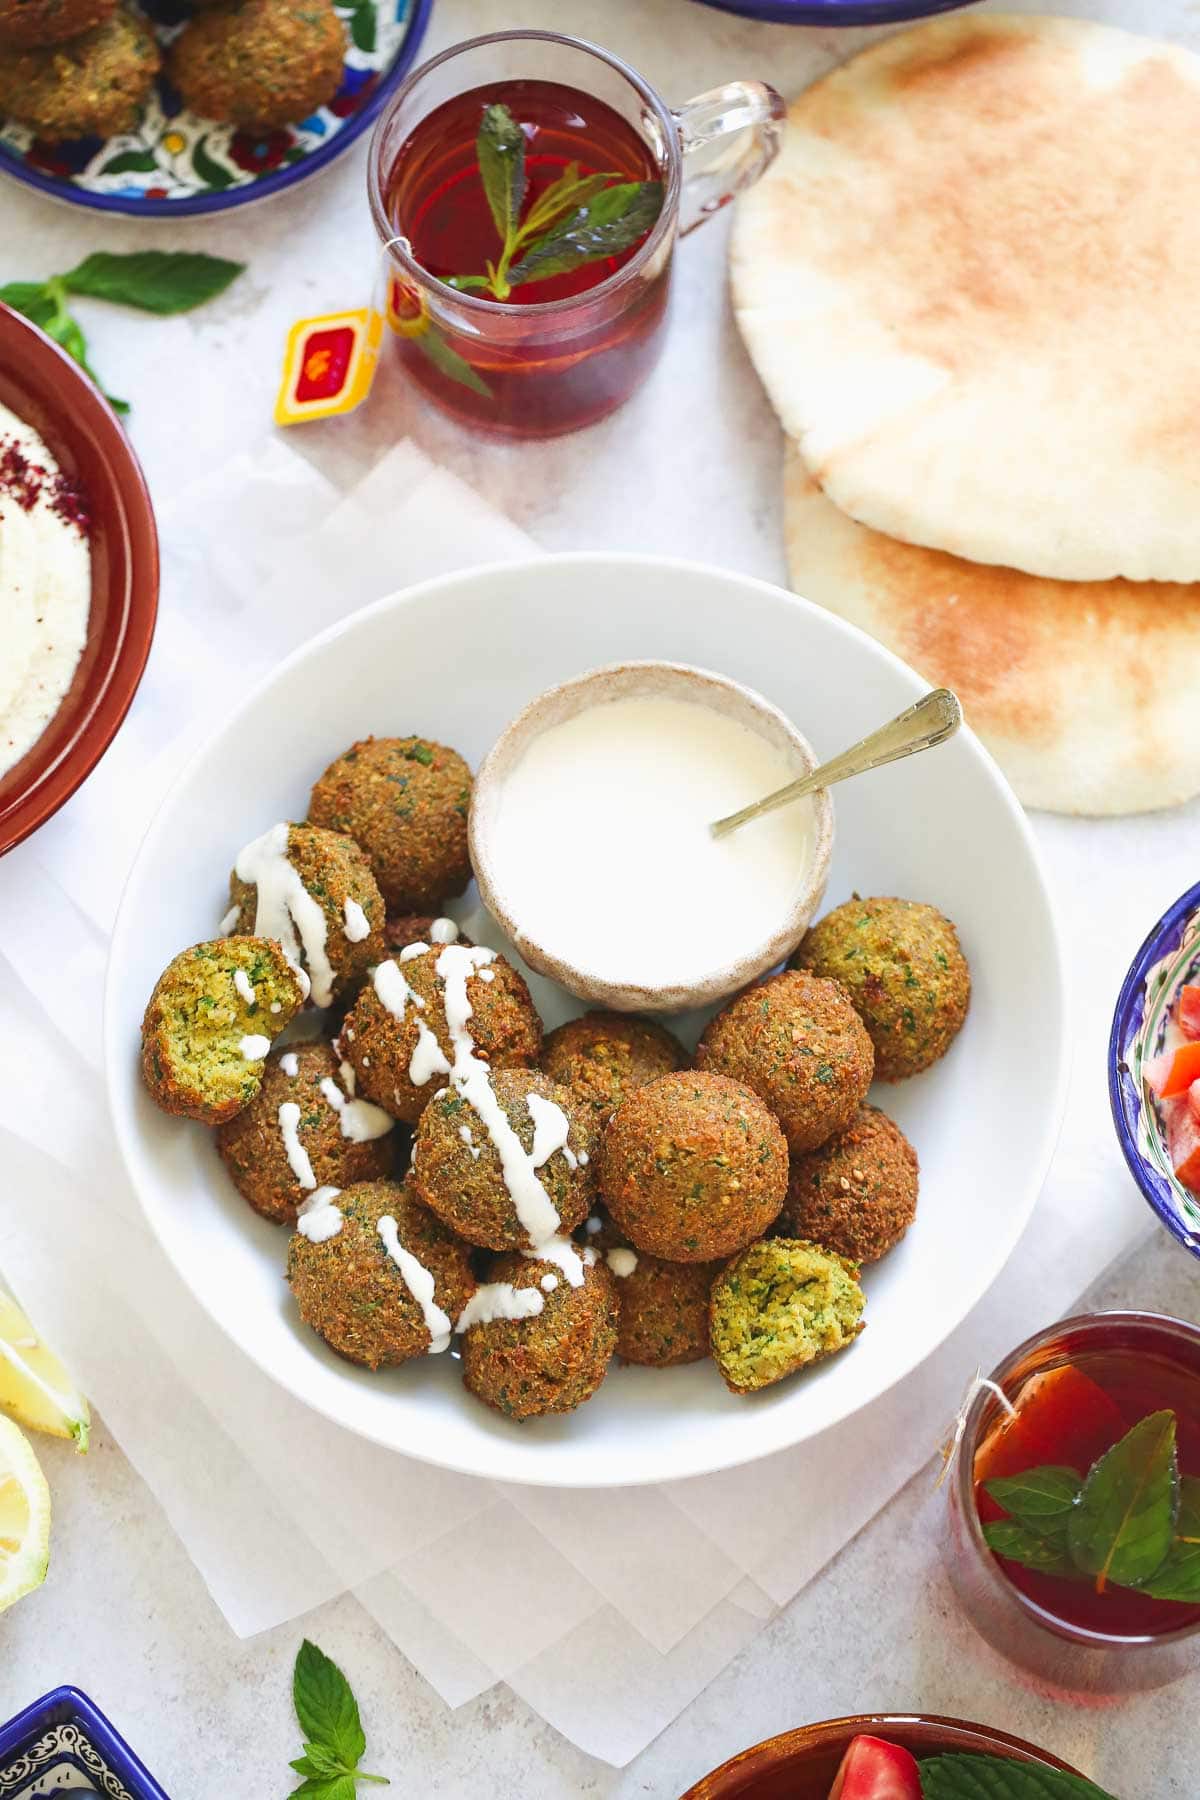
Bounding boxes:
[1157,1042,1200,1098]
[828,1736,921,1799]
[1179,985,1200,1041]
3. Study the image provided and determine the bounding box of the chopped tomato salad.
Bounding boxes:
[1143,978,1200,1194]
[828,1736,921,1799]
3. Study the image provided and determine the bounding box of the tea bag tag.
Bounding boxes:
[937,1369,1017,1488]
[274,241,418,426]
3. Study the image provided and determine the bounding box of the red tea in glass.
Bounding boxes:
[368,31,784,438]
[944,1313,1200,1692]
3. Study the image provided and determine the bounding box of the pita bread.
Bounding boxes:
[783,443,1200,816]
[733,14,1200,583]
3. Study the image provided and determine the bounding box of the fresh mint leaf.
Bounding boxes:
[919,1754,1116,1798]
[0,279,54,316]
[294,1640,366,1768]
[414,327,492,398]
[517,162,616,242]
[476,103,525,247]
[290,1743,349,1779]
[63,250,244,314]
[984,1466,1081,1529]
[1139,1473,1200,1602]
[1067,1409,1178,1593]
[982,1519,1079,1578]
[507,179,662,287]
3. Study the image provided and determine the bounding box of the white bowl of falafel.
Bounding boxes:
[106,552,1067,1487]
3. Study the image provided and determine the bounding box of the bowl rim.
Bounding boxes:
[0,0,434,219]
[691,0,973,22]
[105,550,1069,1486]
[0,304,158,856]
[469,658,835,1012]
[1108,876,1200,1256]
[680,1711,1087,1797]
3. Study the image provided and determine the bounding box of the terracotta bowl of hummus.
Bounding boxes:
[681,1712,1090,1797]
[0,303,158,856]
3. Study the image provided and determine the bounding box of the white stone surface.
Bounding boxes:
[5,0,1200,1794]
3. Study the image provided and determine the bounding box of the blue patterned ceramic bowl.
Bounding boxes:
[690,0,974,24]
[1110,879,1200,1258]
[0,1687,170,1798]
[0,0,432,216]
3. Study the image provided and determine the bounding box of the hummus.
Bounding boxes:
[0,401,91,783]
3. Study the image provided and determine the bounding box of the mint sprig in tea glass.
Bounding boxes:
[943,1311,1200,1693]
[367,31,784,437]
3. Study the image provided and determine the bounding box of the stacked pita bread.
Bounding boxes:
[731,13,1200,815]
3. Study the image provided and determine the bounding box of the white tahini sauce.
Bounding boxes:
[489,694,815,988]
[239,1033,271,1060]
[520,1233,594,1289]
[280,1052,300,1077]
[278,1100,317,1189]
[318,1073,394,1142]
[456,1282,544,1332]
[377,1214,452,1353]
[343,897,371,943]
[430,918,460,944]
[527,1091,578,1171]
[218,903,240,936]
[606,1247,638,1279]
[297,1185,343,1242]
[233,968,256,1006]
[0,404,91,782]
[234,823,332,1005]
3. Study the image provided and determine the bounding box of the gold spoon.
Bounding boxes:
[711,687,963,839]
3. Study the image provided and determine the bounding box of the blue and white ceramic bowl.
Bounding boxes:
[1110,878,1200,1258]
[0,0,432,215]
[0,1687,170,1798]
[690,0,974,25]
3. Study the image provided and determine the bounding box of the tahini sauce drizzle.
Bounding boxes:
[234,823,333,1005]
[377,1214,452,1353]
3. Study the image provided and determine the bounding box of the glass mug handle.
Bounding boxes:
[672,81,786,236]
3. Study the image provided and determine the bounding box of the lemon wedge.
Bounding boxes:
[0,1414,50,1614]
[0,1289,89,1450]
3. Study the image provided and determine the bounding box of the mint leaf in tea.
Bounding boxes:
[973,1351,1200,1636]
[386,80,664,306]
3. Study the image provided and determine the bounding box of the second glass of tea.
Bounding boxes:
[367,31,784,438]
[943,1311,1200,1693]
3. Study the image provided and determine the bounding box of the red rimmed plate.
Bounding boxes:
[0,304,158,855]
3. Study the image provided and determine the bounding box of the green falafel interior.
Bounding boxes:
[710,1238,865,1395]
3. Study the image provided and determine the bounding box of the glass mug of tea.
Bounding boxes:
[368,30,784,438]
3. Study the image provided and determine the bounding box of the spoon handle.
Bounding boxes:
[711,688,962,838]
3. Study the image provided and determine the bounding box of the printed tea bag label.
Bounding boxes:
[275,308,382,425]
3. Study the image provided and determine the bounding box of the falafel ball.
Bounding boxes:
[0,0,114,51]
[216,1039,395,1224]
[226,821,385,1009]
[709,1238,865,1394]
[287,1177,475,1370]
[778,1103,918,1264]
[141,936,305,1126]
[308,735,472,913]
[793,896,970,1081]
[697,970,873,1154]
[599,1070,787,1263]
[168,0,346,131]
[540,1012,688,1127]
[602,1237,721,1368]
[460,1250,617,1419]
[412,1069,595,1250]
[0,8,159,139]
[338,943,541,1125]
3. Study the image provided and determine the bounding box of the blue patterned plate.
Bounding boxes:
[1110,878,1200,1259]
[690,0,973,24]
[0,1688,169,1799]
[0,0,432,215]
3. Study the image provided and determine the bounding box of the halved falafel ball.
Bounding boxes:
[287,1178,475,1370]
[0,0,113,51]
[460,1250,617,1419]
[309,736,472,913]
[709,1238,865,1395]
[793,896,970,1081]
[779,1103,918,1264]
[412,1068,595,1250]
[338,944,540,1125]
[227,822,385,1010]
[141,936,304,1126]
[0,8,159,139]
[540,1011,688,1128]
[599,1070,787,1263]
[168,0,346,131]
[697,970,873,1154]
[216,1039,395,1224]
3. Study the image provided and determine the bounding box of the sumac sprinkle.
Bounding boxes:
[0,432,90,536]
